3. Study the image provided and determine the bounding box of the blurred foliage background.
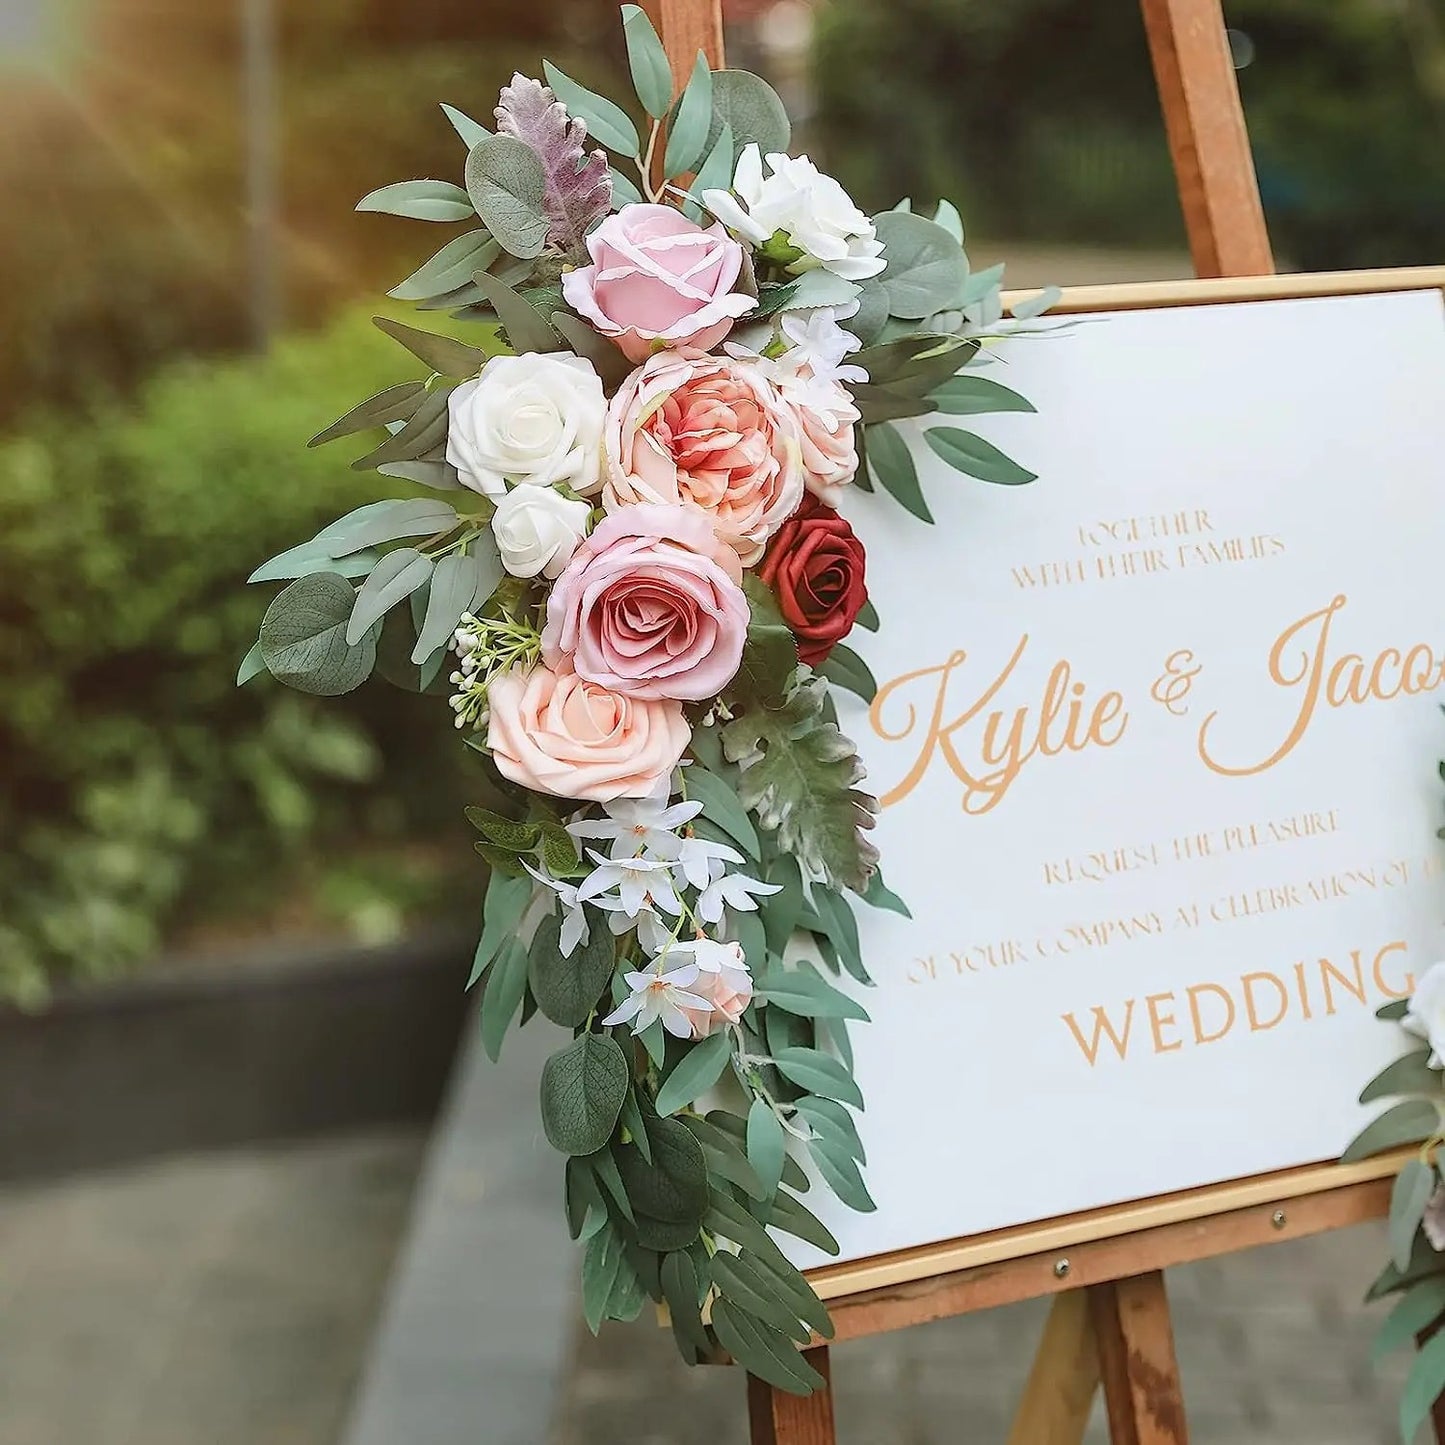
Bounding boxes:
[2,0,1441,1003]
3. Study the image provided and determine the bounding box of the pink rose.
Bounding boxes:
[485,664,689,803]
[604,351,804,566]
[791,379,861,505]
[561,205,755,362]
[542,503,747,701]
[672,939,753,1039]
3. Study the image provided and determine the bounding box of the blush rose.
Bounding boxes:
[758,493,868,667]
[485,664,690,803]
[541,504,748,702]
[561,205,755,362]
[604,350,804,566]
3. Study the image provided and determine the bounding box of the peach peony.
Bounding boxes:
[541,503,748,702]
[485,664,689,803]
[603,350,804,566]
[790,378,861,505]
[670,939,753,1039]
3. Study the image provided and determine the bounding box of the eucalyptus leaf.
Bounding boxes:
[765,1187,840,1256]
[372,316,485,378]
[259,573,377,696]
[1342,1099,1439,1163]
[248,542,380,584]
[464,135,549,259]
[1373,1277,1445,1363]
[873,211,968,320]
[356,178,474,222]
[530,912,616,1028]
[710,1299,822,1395]
[609,166,645,208]
[789,269,863,311]
[479,936,529,1061]
[621,4,673,118]
[467,869,533,988]
[746,1098,785,1200]
[236,640,267,686]
[1011,285,1063,320]
[756,964,868,1022]
[771,1047,863,1110]
[471,271,561,354]
[925,427,1037,486]
[686,121,734,223]
[932,197,964,242]
[441,102,491,148]
[654,1030,733,1117]
[706,70,790,159]
[664,52,713,177]
[389,230,500,301]
[867,421,932,523]
[346,547,433,646]
[351,389,452,471]
[794,1094,867,1165]
[412,543,501,662]
[540,1033,630,1155]
[819,642,877,702]
[1390,1159,1436,1270]
[710,1250,810,1344]
[377,460,463,490]
[685,765,761,859]
[617,1116,709,1222]
[1401,1326,1445,1444]
[930,374,1037,416]
[551,312,634,389]
[308,381,425,448]
[661,1251,710,1358]
[324,498,459,556]
[542,61,641,158]
[1360,1049,1440,1104]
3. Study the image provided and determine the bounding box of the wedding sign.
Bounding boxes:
[818,284,1445,1268]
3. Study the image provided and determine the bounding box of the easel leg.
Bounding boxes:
[1089,1273,1189,1445]
[1006,1290,1101,1445]
[746,1346,835,1445]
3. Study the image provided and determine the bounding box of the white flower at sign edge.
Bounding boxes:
[491,485,591,580]
[445,352,606,498]
[1404,960,1445,1067]
[567,790,703,862]
[696,865,781,925]
[601,959,709,1038]
[703,145,885,281]
[522,862,590,957]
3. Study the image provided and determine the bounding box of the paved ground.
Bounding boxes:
[554,1220,1417,1445]
[0,1130,424,1445]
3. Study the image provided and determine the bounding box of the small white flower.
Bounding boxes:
[601,960,709,1037]
[568,792,703,862]
[523,862,590,957]
[779,310,868,390]
[1404,961,1445,1067]
[703,145,885,281]
[666,937,751,992]
[491,486,591,580]
[696,868,782,926]
[446,352,606,497]
[577,851,681,919]
[674,835,744,891]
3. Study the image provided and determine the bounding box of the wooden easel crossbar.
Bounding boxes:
[639,2,1430,1440]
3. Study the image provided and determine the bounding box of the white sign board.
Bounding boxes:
[817,287,1445,1270]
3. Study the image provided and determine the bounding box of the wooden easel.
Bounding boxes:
[641,2,1408,1441]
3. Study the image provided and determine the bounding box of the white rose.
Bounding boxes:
[490,486,591,580]
[703,145,885,282]
[446,353,605,498]
[1404,960,1445,1066]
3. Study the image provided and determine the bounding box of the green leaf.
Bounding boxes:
[756,964,869,1022]
[1362,1049,1440,1104]
[925,427,1037,486]
[861,868,911,918]
[471,270,561,355]
[1373,1277,1445,1363]
[440,102,491,148]
[350,390,453,471]
[661,1251,711,1359]
[765,1188,840,1256]
[721,677,879,894]
[550,312,634,389]
[1402,1326,1445,1443]
[759,851,804,955]
[248,543,381,586]
[346,547,433,646]
[788,269,862,310]
[372,316,485,379]
[587,1143,636,1224]
[542,61,641,158]
[686,121,734,222]
[1392,1159,1437,1271]
[746,1098,785,1200]
[793,1095,866,1165]
[259,573,378,696]
[685,765,762,860]
[619,1085,652,1164]
[679,1114,767,1201]
[734,575,799,709]
[389,230,501,302]
[357,178,475,222]
[540,1033,630,1155]
[530,912,616,1028]
[236,640,267,687]
[582,1222,628,1333]
[819,643,876,702]
[711,1250,810,1343]
[866,421,932,523]
[468,870,533,988]
[538,821,582,877]
[464,135,549,259]
[323,500,460,558]
[706,71,790,159]
[609,165,644,208]
[412,544,500,663]
[1381,999,1413,1021]
[466,806,541,851]
[1342,1099,1439,1163]
[808,1124,876,1212]
[932,197,964,242]
[873,211,967,319]
[929,374,1036,416]
[479,936,530,1061]
[812,887,867,985]
[617,1116,709,1222]
[308,381,425,448]
[709,1299,823,1395]
[1011,285,1062,320]
[622,4,674,118]
[654,1030,733,1117]
[771,1047,863,1110]
[664,52,713,177]
[377,460,463,491]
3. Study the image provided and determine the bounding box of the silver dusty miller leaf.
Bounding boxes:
[495,74,612,258]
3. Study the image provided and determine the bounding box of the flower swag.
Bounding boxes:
[237,6,1048,1392]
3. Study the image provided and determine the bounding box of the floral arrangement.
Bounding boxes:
[238,7,1045,1391]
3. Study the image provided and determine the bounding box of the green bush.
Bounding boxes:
[0,309,473,1005]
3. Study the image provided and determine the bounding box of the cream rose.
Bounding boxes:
[446,353,605,498]
[490,486,591,580]
[669,939,753,1039]
[603,350,803,566]
[789,378,861,505]
[485,664,690,803]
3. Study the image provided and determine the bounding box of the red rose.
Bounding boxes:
[758,495,868,667]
